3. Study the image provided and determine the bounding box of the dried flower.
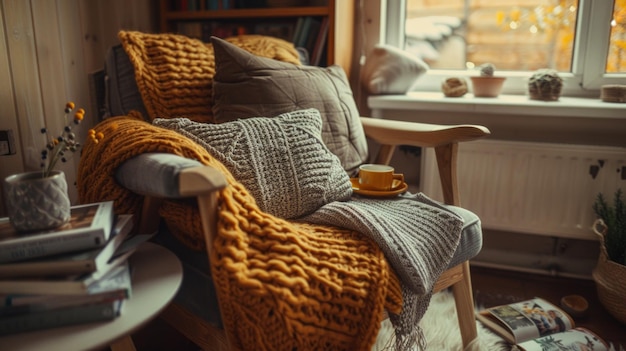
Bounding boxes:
[40,102,102,178]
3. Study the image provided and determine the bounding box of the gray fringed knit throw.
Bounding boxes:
[300,192,464,350]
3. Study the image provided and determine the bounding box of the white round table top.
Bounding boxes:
[0,242,183,351]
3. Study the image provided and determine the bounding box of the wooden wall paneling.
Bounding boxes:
[330,0,355,77]
[79,0,157,71]
[77,0,107,73]
[57,0,95,201]
[78,0,156,125]
[2,0,47,175]
[1,0,157,210]
[57,0,91,122]
[31,0,80,203]
[0,1,25,217]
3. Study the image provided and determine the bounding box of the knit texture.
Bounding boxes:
[77,115,403,351]
[301,193,464,349]
[153,109,352,219]
[118,31,301,123]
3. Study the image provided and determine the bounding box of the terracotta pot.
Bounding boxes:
[470,76,506,97]
[3,170,71,232]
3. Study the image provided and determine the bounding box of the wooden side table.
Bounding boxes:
[0,242,183,351]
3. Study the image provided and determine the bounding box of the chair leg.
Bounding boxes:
[451,261,478,349]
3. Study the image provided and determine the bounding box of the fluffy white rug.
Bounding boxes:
[372,290,510,351]
[372,291,625,351]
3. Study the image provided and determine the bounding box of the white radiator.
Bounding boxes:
[421,140,626,240]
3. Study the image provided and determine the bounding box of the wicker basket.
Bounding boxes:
[592,219,626,325]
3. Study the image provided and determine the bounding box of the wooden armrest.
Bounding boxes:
[115,153,228,235]
[179,166,228,197]
[116,153,227,198]
[360,117,490,148]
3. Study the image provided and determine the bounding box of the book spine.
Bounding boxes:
[0,301,120,336]
[0,231,106,263]
[311,17,329,66]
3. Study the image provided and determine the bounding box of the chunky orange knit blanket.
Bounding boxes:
[77,115,403,350]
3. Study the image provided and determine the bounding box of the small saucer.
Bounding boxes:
[350,178,408,197]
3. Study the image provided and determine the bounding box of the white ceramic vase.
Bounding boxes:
[3,170,71,232]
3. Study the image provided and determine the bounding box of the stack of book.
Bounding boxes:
[0,201,148,336]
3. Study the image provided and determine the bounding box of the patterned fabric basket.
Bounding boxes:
[592,219,626,325]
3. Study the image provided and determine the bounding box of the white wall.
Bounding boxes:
[0,0,156,216]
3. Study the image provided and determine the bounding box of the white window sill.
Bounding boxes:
[368,92,626,119]
[367,92,626,147]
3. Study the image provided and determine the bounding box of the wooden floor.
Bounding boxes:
[470,265,626,348]
[129,265,626,350]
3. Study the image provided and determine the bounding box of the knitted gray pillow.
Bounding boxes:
[153,109,352,219]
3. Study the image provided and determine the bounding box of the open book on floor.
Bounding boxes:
[477,297,610,351]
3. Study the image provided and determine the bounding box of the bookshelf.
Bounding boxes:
[159,0,355,73]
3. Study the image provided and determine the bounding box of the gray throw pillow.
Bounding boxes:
[153,109,352,219]
[210,36,368,177]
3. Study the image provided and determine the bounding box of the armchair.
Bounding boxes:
[81,31,490,351]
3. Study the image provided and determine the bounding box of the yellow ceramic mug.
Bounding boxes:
[358,164,404,191]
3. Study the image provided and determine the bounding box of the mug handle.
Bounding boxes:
[392,173,404,188]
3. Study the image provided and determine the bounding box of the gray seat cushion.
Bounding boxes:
[447,205,482,268]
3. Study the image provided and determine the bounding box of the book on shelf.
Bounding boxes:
[0,298,123,336]
[292,17,305,44]
[0,201,115,263]
[0,232,152,296]
[310,16,329,66]
[294,17,314,49]
[0,214,134,278]
[303,17,322,57]
[477,297,610,351]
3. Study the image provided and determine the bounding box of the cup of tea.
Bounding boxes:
[358,164,404,191]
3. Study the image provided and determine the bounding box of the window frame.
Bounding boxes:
[381,0,625,97]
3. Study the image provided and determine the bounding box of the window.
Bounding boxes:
[383,0,626,96]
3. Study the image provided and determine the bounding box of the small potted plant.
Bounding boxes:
[592,188,626,324]
[528,68,562,101]
[470,63,506,97]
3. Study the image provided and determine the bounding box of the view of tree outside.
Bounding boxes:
[405,0,625,73]
[608,0,626,73]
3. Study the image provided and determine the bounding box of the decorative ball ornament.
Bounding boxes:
[528,69,562,101]
[442,77,468,97]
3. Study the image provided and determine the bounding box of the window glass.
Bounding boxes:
[607,0,626,73]
[405,0,578,72]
